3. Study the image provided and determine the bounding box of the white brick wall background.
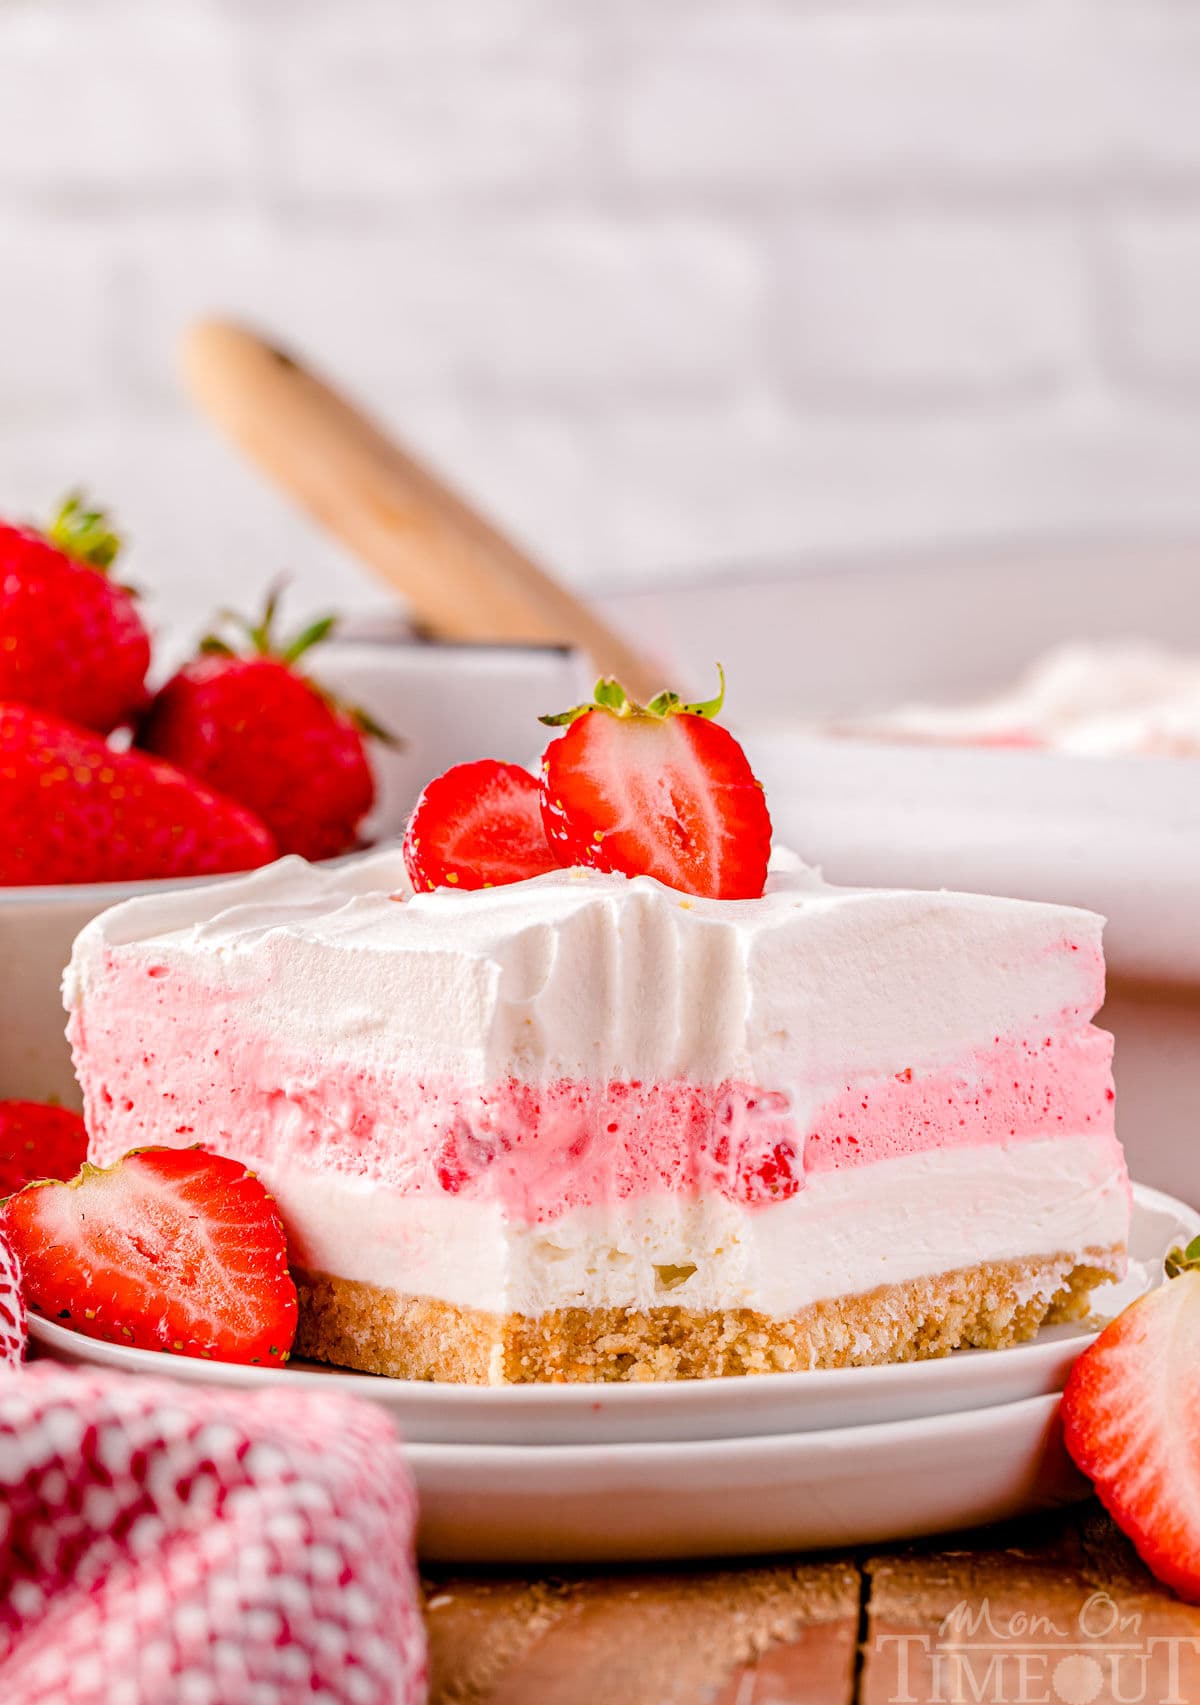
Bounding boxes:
[2,0,1200,646]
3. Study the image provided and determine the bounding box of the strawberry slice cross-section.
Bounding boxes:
[0,1146,297,1366]
[539,668,772,901]
[1062,1235,1200,1602]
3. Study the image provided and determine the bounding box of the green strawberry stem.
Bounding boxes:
[540,663,727,728]
[1164,1234,1200,1278]
[199,583,400,747]
[47,492,122,571]
[201,582,334,662]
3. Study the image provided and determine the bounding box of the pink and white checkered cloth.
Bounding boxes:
[0,1362,427,1705]
[0,1224,25,1369]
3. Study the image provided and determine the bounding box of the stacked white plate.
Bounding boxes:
[30,1183,1196,1564]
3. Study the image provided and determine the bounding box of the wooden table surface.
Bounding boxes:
[424,1503,1200,1705]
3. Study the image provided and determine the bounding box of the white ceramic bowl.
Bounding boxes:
[1,874,228,1104]
[0,637,589,1105]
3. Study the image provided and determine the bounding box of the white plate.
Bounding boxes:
[408,1392,1084,1561]
[28,1183,1193,1446]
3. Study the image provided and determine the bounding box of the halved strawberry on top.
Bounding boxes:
[0,1146,298,1366]
[539,669,772,902]
[403,759,559,892]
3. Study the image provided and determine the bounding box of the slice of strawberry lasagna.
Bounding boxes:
[65,847,1128,1384]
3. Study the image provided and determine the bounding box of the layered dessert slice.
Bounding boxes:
[66,847,1128,1384]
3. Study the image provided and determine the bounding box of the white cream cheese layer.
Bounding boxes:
[66,846,1106,1090]
[271,1133,1128,1317]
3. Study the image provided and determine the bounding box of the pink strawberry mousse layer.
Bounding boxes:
[65,850,1129,1321]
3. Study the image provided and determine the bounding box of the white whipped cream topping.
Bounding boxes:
[275,1133,1127,1317]
[66,847,1105,1090]
[857,642,1200,755]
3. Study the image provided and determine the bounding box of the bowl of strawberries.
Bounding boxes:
[0,492,588,1104]
[0,494,393,1101]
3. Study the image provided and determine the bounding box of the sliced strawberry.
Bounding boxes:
[1062,1239,1200,1602]
[539,670,771,901]
[1,1147,298,1366]
[403,759,559,892]
[0,1100,88,1198]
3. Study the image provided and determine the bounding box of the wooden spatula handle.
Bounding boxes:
[181,319,662,702]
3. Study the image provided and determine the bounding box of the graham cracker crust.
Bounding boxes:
[293,1246,1124,1385]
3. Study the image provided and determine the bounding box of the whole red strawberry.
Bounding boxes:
[539,668,772,901]
[139,590,383,862]
[1062,1238,1200,1602]
[0,1101,88,1198]
[0,493,150,732]
[1,1145,298,1365]
[0,702,278,885]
